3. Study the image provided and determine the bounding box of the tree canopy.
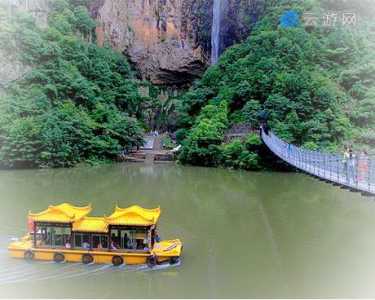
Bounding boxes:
[176,0,375,169]
[0,0,152,168]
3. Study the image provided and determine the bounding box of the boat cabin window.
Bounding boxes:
[92,234,108,250]
[110,227,150,252]
[35,223,71,248]
[74,233,91,249]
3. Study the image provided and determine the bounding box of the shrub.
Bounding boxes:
[221,138,261,170]
[179,101,228,166]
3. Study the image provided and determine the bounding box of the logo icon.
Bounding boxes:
[280,10,300,28]
[302,12,318,27]
[322,12,338,27]
[342,12,357,26]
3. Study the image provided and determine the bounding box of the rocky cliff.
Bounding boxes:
[220,0,265,56]
[0,0,48,91]
[90,0,265,86]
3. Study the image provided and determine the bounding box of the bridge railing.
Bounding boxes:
[261,129,375,195]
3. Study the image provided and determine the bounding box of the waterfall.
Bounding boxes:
[211,0,222,65]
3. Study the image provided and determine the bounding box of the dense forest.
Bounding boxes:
[176,0,375,169]
[0,0,159,168]
[0,0,374,170]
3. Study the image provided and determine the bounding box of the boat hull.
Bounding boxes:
[8,237,182,266]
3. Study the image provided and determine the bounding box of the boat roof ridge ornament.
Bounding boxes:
[29,203,92,223]
[105,204,161,226]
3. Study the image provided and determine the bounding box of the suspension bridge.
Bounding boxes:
[261,128,375,196]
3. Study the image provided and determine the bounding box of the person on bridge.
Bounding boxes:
[343,147,350,178]
[346,148,357,184]
[287,143,292,158]
[357,151,369,183]
[258,110,270,135]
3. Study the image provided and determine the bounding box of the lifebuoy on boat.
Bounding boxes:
[82,254,94,264]
[24,250,34,260]
[147,255,157,268]
[112,255,124,266]
[53,252,65,263]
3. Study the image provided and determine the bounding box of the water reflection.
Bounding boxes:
[0,164,374,298]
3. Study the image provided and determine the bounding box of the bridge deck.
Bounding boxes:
[261,129,375,195]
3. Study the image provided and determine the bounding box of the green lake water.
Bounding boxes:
[0,163,374,298]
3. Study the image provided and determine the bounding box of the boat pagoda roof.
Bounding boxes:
[105,205,161,227]
[29,204,161,229]
[29,203,92,223]
[72,217,108,233]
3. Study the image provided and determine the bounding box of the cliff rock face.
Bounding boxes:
[220,0,265,57]
[0,0,47,91]
[9,0,49,27]
[90,0,265,86]
[0,50,30,90]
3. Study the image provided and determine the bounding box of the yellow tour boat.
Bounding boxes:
[8,203,183,267]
